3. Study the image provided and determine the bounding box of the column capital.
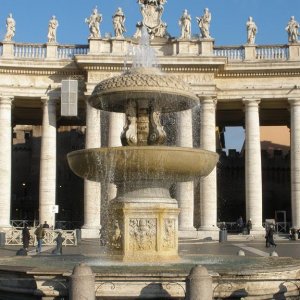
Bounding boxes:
[41,96,58,106]
[198,96,217,107]
[0,95,14,106]
[242,97,261,107]
[288,97,300,106]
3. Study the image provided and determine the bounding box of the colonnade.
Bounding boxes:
[1,95,300,236]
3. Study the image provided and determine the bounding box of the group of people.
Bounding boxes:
[236,216,252,235]
[21,221,64,255]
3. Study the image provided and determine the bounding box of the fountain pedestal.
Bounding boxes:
[107,184,180,262]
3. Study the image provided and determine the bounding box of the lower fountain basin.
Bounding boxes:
[67,146,219,183]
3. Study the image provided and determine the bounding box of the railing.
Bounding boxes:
[57,44,89,59]
[213,46,244,60]
[5,227,77,246]
[14,43,46,58]
[10,219,81,230]
[256,45,288,60]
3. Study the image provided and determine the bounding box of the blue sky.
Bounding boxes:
[1,0,300,45]
[1,0,299,151]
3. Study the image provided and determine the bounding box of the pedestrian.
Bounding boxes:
[42,221,50,228]
[22,224,30,250]
[52,231,65,255]
[236,216,243,233]
[34,224,45,253]
[246,219,252,235]
[265,225,277,248]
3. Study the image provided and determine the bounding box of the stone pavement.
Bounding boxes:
[1,233,300,260]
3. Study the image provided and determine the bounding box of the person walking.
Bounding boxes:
[246,219,252,235]
[22,224,31,250]
[34,224,45,253]
[265,225,277,248]
[52,232,65,255]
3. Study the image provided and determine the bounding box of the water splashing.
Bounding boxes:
[125,27,159,70]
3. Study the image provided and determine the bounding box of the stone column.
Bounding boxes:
[289,98,300,228]
[199,97,218,233]
[39,97,57,227]
[81,101,101,238]
[176,110,195,232]
[0,96,13,229]
[243,98,264,232]
[107,112,124,201]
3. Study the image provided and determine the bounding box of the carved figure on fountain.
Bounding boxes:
[129,218,156,251]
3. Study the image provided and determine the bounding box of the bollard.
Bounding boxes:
[186,265,213,300]
[237,250,245,256]
[270,251,278,257]
[69,263,95,300]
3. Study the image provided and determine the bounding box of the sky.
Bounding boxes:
[1,0,299,150]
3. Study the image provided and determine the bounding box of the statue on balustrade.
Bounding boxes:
[179,9,191,39]
[246,16,257,44]
[4,13,16,42]
[47,16,59,43]
[196,8,212,39]
[85,6,102,39]
[286,16,299,43]
[113,7,126,39]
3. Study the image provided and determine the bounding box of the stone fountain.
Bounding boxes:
[67,27,218,262]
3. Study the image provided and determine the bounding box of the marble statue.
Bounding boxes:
[134,0,168,39]
[286,16,299,43]
[113,7,126,39]
[246,16,257,44]
[47,16,59,43]
[196,8,212,39]
[179,9,191,39]
[4,13,16,42]
[85,7,102,39]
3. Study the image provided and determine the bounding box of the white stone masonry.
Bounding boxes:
[176,109,195,231]
[39,97,57,227]
[0,96,13,229]
[199,97,218,231]
[243,98,264,232]
[82,102,101,238]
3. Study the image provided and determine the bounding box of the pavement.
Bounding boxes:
[1,233,300,260]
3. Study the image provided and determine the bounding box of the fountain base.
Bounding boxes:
[107,186,180,262]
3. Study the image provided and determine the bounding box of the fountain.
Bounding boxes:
[67,26,218,262]
[2,2,300,299]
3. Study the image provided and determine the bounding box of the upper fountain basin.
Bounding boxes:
[88,67,199,113]
[67,146,219,183]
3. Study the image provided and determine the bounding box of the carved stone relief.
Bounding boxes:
[162,218,176,249]
[129,218,157,251]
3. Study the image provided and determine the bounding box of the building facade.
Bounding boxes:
[1,22,300,237]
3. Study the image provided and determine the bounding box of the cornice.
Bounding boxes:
[0,66,86,76]
[216,70,300,78]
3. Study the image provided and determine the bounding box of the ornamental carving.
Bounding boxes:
[110,219,122,250]
[134,0,168,39]
[129,218,156,251]
[92,72,193,94]
[162,219,175,249]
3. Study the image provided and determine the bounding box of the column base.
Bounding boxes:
[197,226,219,240]
[81,227,100,239]
[179,227,197,238]
[249,227,266,237]
[0,224,12,232]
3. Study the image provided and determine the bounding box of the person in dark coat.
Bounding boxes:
[52,232,65,255]
[22,224,30,250]
[246,219,252,235]
[265,225,277,248]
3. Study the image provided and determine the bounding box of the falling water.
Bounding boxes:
[125,26,159,70]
